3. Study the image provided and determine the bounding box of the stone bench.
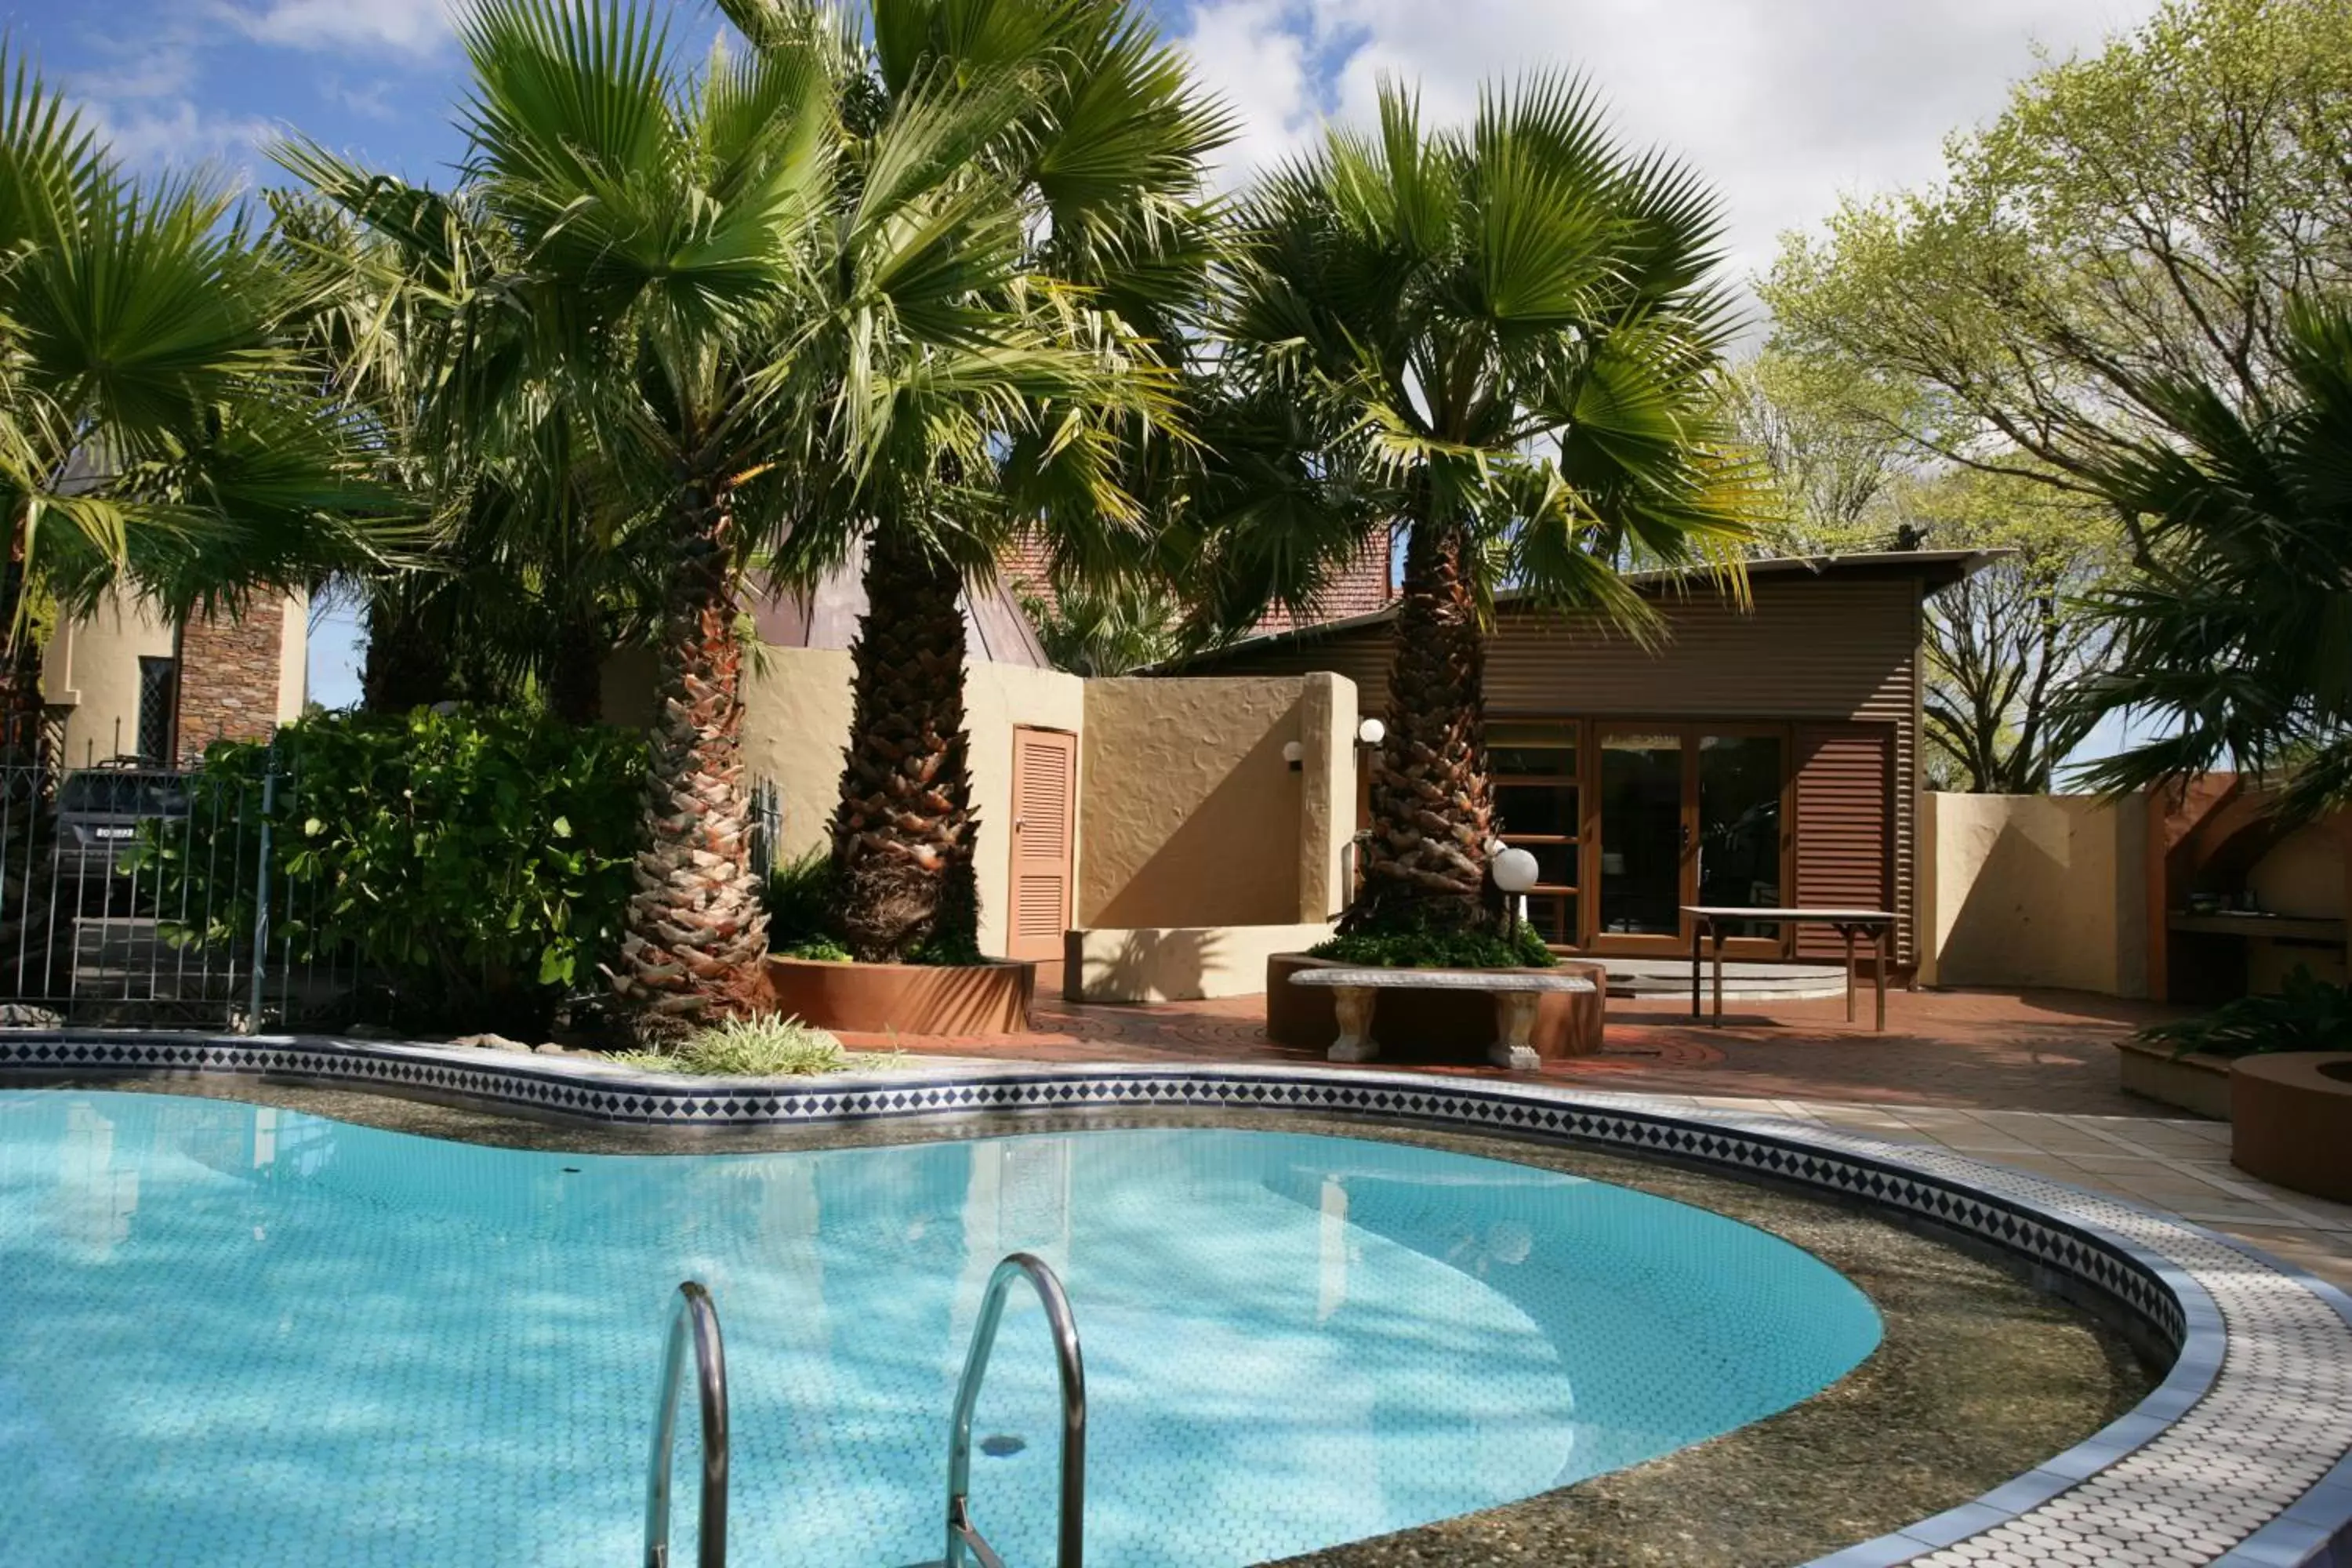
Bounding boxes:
[1288,967,1599,1071]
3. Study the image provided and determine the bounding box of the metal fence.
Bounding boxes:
[0,719,356,1031]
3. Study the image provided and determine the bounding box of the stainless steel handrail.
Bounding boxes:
[946,1252,1087,1568]
[644,1281,729,1568]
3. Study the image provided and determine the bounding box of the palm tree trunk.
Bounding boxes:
[829,529,978,962]
[361,597,452,713]
[1344,518,1495,932]
[611,479,768,1022]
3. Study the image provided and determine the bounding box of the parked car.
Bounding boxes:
[53,766,191,884]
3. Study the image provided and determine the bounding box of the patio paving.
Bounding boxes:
[840,983,2352,1290]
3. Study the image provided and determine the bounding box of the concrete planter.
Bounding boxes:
[764,956,1034,1036]
[2114,1036,2234,1120]
[1265,953,1606,1062]
[2231,1052,2352,1202]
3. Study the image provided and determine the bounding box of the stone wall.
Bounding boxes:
[175,604,286,764]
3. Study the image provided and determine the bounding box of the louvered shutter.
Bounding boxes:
[1008,729,1076,962]
[1793,726,1893,957]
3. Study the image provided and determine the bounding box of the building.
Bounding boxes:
[1166,550,2001,975]
[40,590,310,771]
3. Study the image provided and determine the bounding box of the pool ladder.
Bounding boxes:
[946,1253,1088,1568]
[644,1282,729,1568]
[637,1254,1085,1568]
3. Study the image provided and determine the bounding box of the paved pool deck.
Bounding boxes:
[837,984,2352,1290]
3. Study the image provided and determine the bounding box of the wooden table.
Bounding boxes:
[1680,906,1900,1031]
[1288,966,1598,1070]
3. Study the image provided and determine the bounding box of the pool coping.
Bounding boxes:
[5,1027,2350,1568]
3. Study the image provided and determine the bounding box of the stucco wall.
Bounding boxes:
[1920,792,2149,996]
[2245,824,2349,990]
[1079,676,1328,929]
[45,590,175,768]
[626,644,1086,961]
[1065,922,1339,1003]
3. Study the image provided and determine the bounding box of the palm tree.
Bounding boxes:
[737,0,1226,962]
[1207,78,1758,934]
[0,53,393,753]
[2063,299,2352,822]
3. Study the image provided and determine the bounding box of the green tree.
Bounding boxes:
[2062,300,2352,822]
[734,0,1224,963]
[0,54,394,747]
[1210,78,1756,932]
[1762,0,2352,516]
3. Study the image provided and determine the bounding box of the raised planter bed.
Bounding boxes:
[1267,952,1605,1062]
[2114,1036,2232,1121]
[764,956,1034,1036]
[2232,1051,2352,1202]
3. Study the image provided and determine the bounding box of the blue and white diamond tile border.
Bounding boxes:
[7,1029,2352,1568]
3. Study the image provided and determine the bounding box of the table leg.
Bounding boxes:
[1711,926,1726,1023]
[1489,992,1542,1072]
[1690,922,1703,1018]
[1327,986,1380,1062]
[1842,924,1857,1024]
[1874,927,1888,1033]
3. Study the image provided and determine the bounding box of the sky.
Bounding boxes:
[11,0,2164,722]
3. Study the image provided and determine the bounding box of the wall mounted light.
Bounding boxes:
[1356,717,1386,747]
[1283,739,1304,770]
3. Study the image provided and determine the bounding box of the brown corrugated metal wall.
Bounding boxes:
[1192,576,1925,964]
[1793,726,1895,956]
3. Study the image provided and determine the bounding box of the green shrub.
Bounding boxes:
[776,935,853,963]
[1309,913,1558,971]
[613,1013,897,1076]
[764,845,835,946]
[136,707,646,1035]
[2140,966,2352,1059]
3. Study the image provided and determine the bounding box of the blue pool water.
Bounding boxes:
[0,1091,1879,1566]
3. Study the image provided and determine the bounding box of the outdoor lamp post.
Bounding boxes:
[1492,846,1540,936]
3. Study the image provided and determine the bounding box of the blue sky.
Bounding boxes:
[13,0,2161,735]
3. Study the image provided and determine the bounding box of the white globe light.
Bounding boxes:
[1357,717,1385,746]
[1492,847,1541,894]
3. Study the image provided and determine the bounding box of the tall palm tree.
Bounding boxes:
[0,53,393,753]
[737,0,1226,962]
[2063,299,2352,822]
[1207,78,1759,933]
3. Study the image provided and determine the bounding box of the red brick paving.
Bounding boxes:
[837,985,2187,1117]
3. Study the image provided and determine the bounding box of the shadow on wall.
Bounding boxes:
[1933,794,2143,996]
[1074,927,1220,1006]
[1088,721,1300,928]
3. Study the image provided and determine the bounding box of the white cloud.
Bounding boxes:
[222,0,453,55]
[1178,0,2165,301]
[86,99,276,175]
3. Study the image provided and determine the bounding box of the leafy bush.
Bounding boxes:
[776,935,853,962]
[764,845,835,946]
[1310,913,1558,971]
[2140,967,2352,1059]
[613,1013,895,1076]
[136,707,646,1035]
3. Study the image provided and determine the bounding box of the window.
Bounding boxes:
[1490,720,1578,945]
[136,657,176,765]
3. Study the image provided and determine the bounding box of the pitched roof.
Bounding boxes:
[749,539,1052,668]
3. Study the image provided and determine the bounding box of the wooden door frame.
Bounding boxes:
[1559,717,1797,960]
[1007,724,1078,973]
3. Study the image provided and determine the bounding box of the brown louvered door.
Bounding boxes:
[1008,728,1076,965]
[1792,725,1894,958]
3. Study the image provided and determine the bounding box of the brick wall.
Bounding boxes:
[176,604,285,764]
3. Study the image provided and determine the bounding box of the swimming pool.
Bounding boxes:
[0,1090,1881,1566]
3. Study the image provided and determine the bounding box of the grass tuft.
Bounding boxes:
[614,1014,900,1076]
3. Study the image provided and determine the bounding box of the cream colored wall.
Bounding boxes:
[720,645,1086,960]
[1066,922,1339,1003]
[964,660,1085,959]
[1920,792,2149,996]
[1079,676,1319,929]
[276,592,310,720]
[45,589,174,768]
[2245,825,2348,990]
